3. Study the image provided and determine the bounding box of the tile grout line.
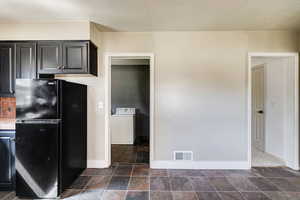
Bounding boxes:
[225,176,249,200]
[126,165,134,192]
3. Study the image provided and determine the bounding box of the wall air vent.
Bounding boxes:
[173,151,193,161]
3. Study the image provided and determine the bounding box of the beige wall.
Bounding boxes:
[299,33,300,51]
[64,31,299,163]
[247,31,299,52]
[0,21,91,40]
[0,23,298,164]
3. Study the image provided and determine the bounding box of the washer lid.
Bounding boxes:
[115,108,136,115]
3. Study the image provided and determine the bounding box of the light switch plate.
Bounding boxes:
[97,101,104,110]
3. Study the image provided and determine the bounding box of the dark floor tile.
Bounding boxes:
[107,176,130,190]
[186,169,205,177]
[0,192,10,199]
[282,177,300,191]
[114,165,133,176]
[227,177,259,192]
[242,192,271,200]
[60,189,82,199]
[224,170,260,177]
[254,167,296,178]
[82,168,114,176]
[116,154,136,164]
[132,165,149,176]
[80,189,104,200]
[126,191,149,200]
[248,177,279,191]
[267,178,300,192]
[150,191,173,200]
[128,177,149,191]
[263,192,290,200]
[170,177,194,191]
[201,170,226,177]
[136,152,149,163]
[102,190,127,200]
[190,177,215,191]
[150,169,168,177]
[283,168,300,176]
[272,168,298,177]
[69,176,91,189]
[172,192,198,200]
[150,177,171,191]
[1,192,20,200]
[112,144,149,165]
[285,192,300,200]
[218,192,244,200]
[85,176,111,190]
[208,177,236,191]
[196,192,221,200]
[168,169,203,177]
[168,169,191,177]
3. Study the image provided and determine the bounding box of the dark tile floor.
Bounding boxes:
[2,166,300,199]
[112,144,149,165]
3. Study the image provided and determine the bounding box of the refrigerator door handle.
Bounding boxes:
[16,119,61,124]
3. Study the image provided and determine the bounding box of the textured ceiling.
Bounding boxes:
[0,0,300,31]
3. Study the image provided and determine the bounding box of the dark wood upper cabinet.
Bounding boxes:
[0,40,97,96]
[16,43,37,79]
[37,41,62,74]
[38,41,97,76]
[0,43,15,96]
[62,41,88,73]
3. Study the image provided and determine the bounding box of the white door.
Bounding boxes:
[252,65,265,151]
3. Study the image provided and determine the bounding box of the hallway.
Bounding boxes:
[252,148,285,167]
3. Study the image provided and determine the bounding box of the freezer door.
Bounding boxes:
[16,79,59,120]
[16,122,59,198]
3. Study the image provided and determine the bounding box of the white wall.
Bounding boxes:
[0,24,299,168]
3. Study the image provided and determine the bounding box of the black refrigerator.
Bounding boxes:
[15,79,87,199]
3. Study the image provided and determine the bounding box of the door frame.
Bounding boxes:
[104,53,155,167]
[248,52,299,170]
[251,64,266,152]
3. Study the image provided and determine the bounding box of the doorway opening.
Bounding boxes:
[248,53,299,170]
[105,53,154,167]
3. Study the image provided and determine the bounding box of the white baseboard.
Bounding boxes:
[87,160,250,169]
[150,160,250,169]
[87,160,110,168]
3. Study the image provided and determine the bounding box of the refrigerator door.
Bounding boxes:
[16,120,59,198]
[60,81,87,189]
[16,79,59,120]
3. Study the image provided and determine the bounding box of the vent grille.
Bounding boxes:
[173,151,193,161]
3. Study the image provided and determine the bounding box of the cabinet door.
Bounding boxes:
[16,43,37,79]
[62,42,88,73]
[37,41,62,74]
[0,43,15,96]
[0,137,14,190]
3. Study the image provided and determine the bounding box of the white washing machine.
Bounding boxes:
[111,108,136,144]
